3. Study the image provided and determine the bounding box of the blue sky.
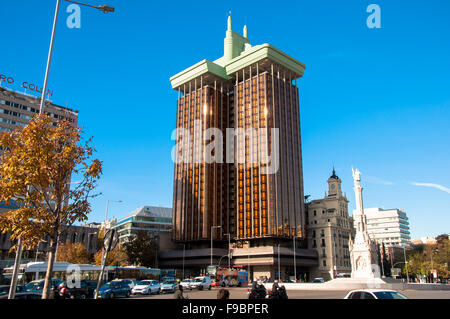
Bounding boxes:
[1,0,449,239]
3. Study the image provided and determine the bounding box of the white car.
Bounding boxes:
[344,289,408,299]
[189,276,212,290]
[180,279,192,290]
[131,280,161,295]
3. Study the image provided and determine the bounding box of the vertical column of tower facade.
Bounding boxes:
[172,89,180,241]
[294,78,304,236]
[234,72,241,239]
[287,72,297,237]
[270,64,279,236]
[276,66,285,236]
[189,81,194,240]
[180,84,186,241]
[249,65,255,238]
[242,69,248,238]
[256,63,263,237]
[263,71,271,236]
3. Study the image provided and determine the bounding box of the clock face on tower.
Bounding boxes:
[331,184,336,190]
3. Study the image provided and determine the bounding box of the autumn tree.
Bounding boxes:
[94,244,128,266]
[0,114,102,299]
[56,241,92,264]
[123,230,158,267]
[93,226,128,266]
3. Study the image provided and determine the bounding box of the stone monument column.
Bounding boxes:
[349,168,379,279]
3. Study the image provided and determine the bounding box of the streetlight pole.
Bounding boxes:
[39,0,114,113]
[225,233,231,269]
[293,236,297,282]
[8,1,114,299]
[402,246,409,283]
[39,0,61,113]
[211,226,222,266]
[182,244,185,279]
[278,244,281,281]
[105,199,122,226]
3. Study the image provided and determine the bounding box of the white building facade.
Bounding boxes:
[355,208,411,247]
[114,206,172,243]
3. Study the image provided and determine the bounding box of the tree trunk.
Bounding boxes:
[42,238,57,299]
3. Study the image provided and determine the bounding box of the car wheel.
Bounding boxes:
[126,291,130,298]
[208,285,211,290]
[110,292,115,299]
[80,294,86,300]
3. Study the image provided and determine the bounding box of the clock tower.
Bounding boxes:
[327,168,342,197]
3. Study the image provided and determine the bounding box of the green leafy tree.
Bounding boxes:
[123,230,158,267]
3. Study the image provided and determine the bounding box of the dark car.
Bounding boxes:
[0,285,24,296]
[95,280,131,299]
[24,279,62,299]
[59,280,97,299]
[0,292,43,300]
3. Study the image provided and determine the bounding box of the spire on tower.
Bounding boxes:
[227,12,232,30]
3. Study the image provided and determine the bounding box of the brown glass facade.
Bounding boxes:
[172,61,305,243]
[172,79,233,241]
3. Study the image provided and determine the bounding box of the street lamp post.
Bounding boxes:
[211,226,222,266]
[402,246,409,283]
[225,233,231,269]
[8,1,114,299]
[278,244,281,281]
[105,199,122,226]
[182,243,185,279]
[39,0,114,113]
[293,236,298,282]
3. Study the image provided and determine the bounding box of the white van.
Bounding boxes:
[189,276,212,290]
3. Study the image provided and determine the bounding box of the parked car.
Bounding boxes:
[344,289,408,299]
[312,278,325,283]
[131,280,161,295]
[24,279,62,293]
[211,279,220,287]
[0,292,43,300]
[180,279,193,290]
[115,279,138,290]
[0,285,23,296]
[160,277,178,293]
[189,276,212,290]
[58,280,97,299]
[95,280,131,299]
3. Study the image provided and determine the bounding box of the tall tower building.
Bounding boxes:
[171,15,306,241]
[168,16,314,279]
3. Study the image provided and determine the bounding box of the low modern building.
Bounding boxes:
[358,208,411,247]
[306,169,355,280]
[114,206,172,243]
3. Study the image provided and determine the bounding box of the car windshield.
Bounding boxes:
[373,291,407,299]
[163,280,176,284]
[25,281,43,291]
[192,278,203,282]
[102,282,119,289]
[138,281,153,285]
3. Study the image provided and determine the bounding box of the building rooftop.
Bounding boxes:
[169,15,306,92]
[0,86,78,115]
[118,205,172,222]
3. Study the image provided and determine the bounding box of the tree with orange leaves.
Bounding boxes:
[56,241,92,264]
[0,114,102,299]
